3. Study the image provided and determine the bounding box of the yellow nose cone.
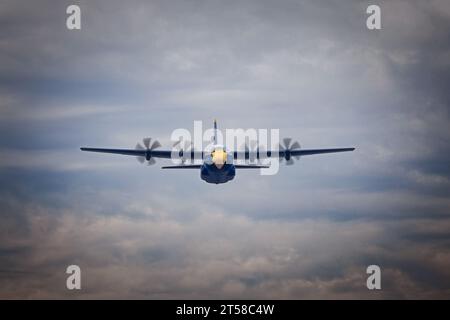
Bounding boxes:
[212,150,227,168]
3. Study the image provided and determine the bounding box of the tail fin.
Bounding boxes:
[213,119,218,144]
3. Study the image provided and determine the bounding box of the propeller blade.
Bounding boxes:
[135,143,144,150]
[143,137,151,149]
[286,159,294,165]
[283,138,292,149]
[147,158,156,165]
[248,141,259,162]
[137,156,145,164]
[239,143,249,152]
[182,142,192,152]
[135,143,146,164]
[174,139,192,151]
[290,141,301,150]
[150,140,161,150]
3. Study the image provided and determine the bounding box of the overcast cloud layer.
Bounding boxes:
[1,0,450,299]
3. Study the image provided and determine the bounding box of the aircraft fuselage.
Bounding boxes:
[200,162,235,184]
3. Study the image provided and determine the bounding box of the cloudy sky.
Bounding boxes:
[1,0,450,299]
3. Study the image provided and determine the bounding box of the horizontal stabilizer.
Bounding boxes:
[161,165,202,169]
[234,164,269,169]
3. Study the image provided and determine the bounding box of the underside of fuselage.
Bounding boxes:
[200,163,235,184]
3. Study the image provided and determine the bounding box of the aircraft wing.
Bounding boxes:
[80,147,173,159]
[233,147,355,159]
[81,147,355,161]
[290,147,355,156]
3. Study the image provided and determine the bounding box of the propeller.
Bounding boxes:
[279,137,301,165]
[135,137,161,165]
[241,140,264,162]
[173,139,194,163]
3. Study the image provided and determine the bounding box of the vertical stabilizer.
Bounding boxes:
[213,119,218,145]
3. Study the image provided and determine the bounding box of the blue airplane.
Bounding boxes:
[81,120,355,184]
